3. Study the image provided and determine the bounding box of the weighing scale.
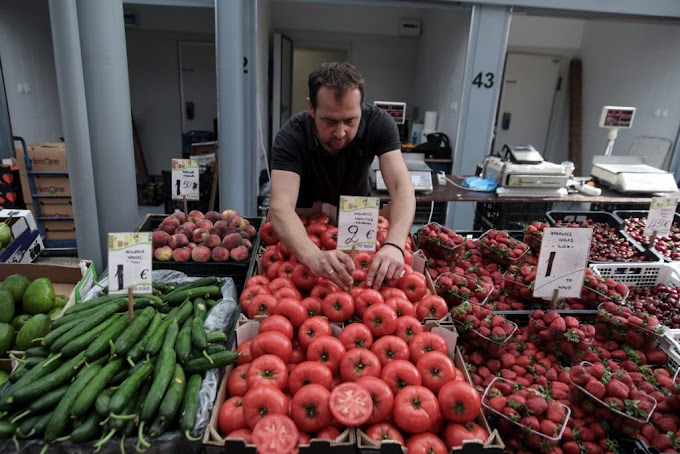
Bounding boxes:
[371,154,434,193]
[482,145,570,189]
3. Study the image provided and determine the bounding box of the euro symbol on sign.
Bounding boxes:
[141,269,149,280]
[367,230,374,240]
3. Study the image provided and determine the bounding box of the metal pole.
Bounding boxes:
[76,0,138,267]
[48,0,103,272]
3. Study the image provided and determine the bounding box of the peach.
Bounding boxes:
[242,239,252,250]
[168,233,189,249]
[176,226,193,238]
[214,220,229,232]
[222,232,242,250]
[192,228,209,243]
[158,223,176,235]
[228,215,247,231]
[203,234,221,249]
[187,242,197,251]
[189,210,205,223]
[209,227,222,236]
[221,209,239,222]
[239,231,249,240]
[173,247,191,262]
[230,245,249,262]
[180,222,196,231]
[211,246,230,262]
[205,211,222,223]
[154,245,173,261]
[162,216,181,229]
[196,219,214,230]
[192,245,212,262]
[152,230,170,248]
[171,210,187,224]
[244,224,257,238]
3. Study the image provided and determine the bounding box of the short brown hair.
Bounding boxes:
[308,62,365,108]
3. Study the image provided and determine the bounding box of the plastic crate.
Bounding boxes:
[494,310,599,327]
[474,201,550,231]
[590,262,680,288]
[413,201,447,226]
[660,329,680,381]
[614,209,680,262]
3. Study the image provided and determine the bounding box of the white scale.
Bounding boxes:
[375,170,433,193]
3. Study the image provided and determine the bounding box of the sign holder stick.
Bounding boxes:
[128,288,134,323]
[649,230,657,249]
[183,196,188,219]
[550,289,559,311]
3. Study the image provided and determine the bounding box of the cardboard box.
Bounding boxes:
[0,158,24,209]
[15,142,68,174]
[28,198,74,219]
[20,174,71,202]
[43,228,77,241]
[191,141,217,156]
[0,210,44,263]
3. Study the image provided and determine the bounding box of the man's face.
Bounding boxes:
[307,86,362,153]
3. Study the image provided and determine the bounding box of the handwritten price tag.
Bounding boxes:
[108,233,152,295]
[171,159,199,200]
[533,227,592,299]
[644,197,678,237]
[337,196,380,251]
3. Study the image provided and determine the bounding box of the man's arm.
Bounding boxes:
[366,149,416,288]
[269,169,354,290]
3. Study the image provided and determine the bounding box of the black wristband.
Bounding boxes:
[382,242,404,257]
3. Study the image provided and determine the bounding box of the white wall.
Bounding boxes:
[580,19,680,172]
[256,0,271,185]
[0,0,62,144]
[122,3,214,34]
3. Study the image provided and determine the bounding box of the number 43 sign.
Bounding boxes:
[533,227,592,299]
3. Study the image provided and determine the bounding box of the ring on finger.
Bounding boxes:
[327,269,336,276]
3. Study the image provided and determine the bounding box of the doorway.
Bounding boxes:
[178,41,216,134]
[291,48,348,115]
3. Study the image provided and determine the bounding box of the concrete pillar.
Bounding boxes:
[48,0,104,272]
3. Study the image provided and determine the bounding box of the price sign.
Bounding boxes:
[337,196,380,251]
[108,232,152,295]
[533,227,592,299]
[171,159,199,200]
[644,197,678,237]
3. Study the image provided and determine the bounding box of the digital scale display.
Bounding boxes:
[599,106,636,129]
[374,101,406,124]
[375,170,432,193]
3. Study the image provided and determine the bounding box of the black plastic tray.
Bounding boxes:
[613,210,680,262]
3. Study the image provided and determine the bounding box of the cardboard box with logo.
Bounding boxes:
[0,209,44,263]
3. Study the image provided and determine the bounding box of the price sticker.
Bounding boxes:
[644,197,678,237]
[171,159,199,200]
[108,232,152,295]
[337,196,380,251]
[533,227,592,299]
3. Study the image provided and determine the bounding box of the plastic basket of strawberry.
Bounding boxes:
[433,271,493,307]
[596,301,666,350]
[415,223,464,261]
[450,302,518,356]
[501,264,543,304]
[526,309,595,362]
[478,229,530,265]
[559,268,630,310]
[522,221,549,253]
[481,376,571,446]
[569,361,658,426]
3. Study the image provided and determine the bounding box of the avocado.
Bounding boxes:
[22,278,55,315]
[0,370,8,387]
[1,274,30,304]
[11,314,31,332]
[54,294,69,308]
[0,289,14,323]
[15,314,50,351]
[0,323,13,356]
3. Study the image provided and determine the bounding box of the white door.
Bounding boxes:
[291,48,348,115]
[178,41,216,133]
[493,53,561,156]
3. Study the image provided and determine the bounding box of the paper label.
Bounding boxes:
[533,227,592,299]
[171,159,199,200]
[644,197,678,237]
[108,233,152,295]
[337,196,380,251]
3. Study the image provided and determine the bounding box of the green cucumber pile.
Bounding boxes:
[0,276,238,451]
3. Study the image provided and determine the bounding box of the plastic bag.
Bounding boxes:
[462,176,497,191]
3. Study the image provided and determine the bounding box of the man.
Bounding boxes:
[269,62,415,291]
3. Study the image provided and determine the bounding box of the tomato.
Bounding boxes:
[298,431,311,446]
[385,297,415,318]
[406,433,447,454]
[321,226,338,250]
[226,428,253,443]
[453,368,466,381]
[242,386,289,429]
[266,261,283,281]
[288,361,333,395]
[316,427,341,440]
[291,263,320,291]
[354,252,373,271]
[310,282,339,300]
[392,385,440,434]
[246,354,289,390]
[321,292,355,322]
[219,396,248,435]
[273,286,302,301]
[277,261,295,279]
[309,213,330,225]
[252,414,298,454]
[329,382,373,427]
[398,273,428,302]
[246,275,270,289]
[438,381,481,423]
[416,351,456,394]
[308,234,322,248]
[289,384,333,433]
[298,316,332,351]
[394,316,424,343]
[240,285,270,312]
[354,289,384,318]
[415,295,448,321]
[364,423,405,445]
[380,359,422,395]
[409,332,448,364]
[338,323,374,350]
[289,343,306,365]
[236,341,253,366]
[442,422,488,449]
[261,248,284,268]
[272,297,307,328]
[370,335,410,366]
[276,241,293,259]
[356,376,394,425]
[339,348,382,382]
[258,314,294,340]
[306,223,328,239]
[351,270,367,287]
[250,331,293,363]
[260,222,279,246]
[306,335,346,375]
[268,276,295,293]
[362,303,398,337]
[227,364,250,397]
[247,294,277,318]
[380,287,408,301]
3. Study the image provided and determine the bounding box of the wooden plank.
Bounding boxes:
[568,59,583,174]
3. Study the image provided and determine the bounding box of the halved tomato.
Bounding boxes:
[252,414,298,454]
[329,382,373,427]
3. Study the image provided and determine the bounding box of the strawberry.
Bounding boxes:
[655,416,677,433]
[502,406,521,421]
[606,379,630,400]
[500,369,517,381]
[640,423,658,442]
[540,419,558,438]
[519,415,540,432]
[569,364,591,386]
[525,397,548,416]
[647,349,669,365]
[651,433,674,451]
[488,396,506,413]
[545,401,565,423]
[549,317,567,333]
[562,441,581,454]
[589,362,606,380]
[585,379,607,400]
[582,442,603,454]
[507,394,527,409]
[604,397,624,412]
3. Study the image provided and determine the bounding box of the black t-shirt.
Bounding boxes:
[271,103,400,208]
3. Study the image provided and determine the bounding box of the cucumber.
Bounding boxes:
[85,313,128,360]
[159,364,185,422]
[206,331,227,344]
[149,413,173,438]
[133,294,164,309]
[17,413,42,438]
[108,361,153,414]
[126,312,162,364]
[44,363,102,442]
[42,317,86,346]
[25,346,50,358]
[193,298,207,320]
[164,277,219,299]
[205,298,218,309]
[113,306,156,356]
[70,411,101,443]
[175,325,192,364]
[22,356,45,368]
[52,304,107,330]
[7,362,27,383]
[180,374,202,438]
[95,388,115,417]
[183,350,239,374]
[50,300,127,352]
[190,344,227,358]
[11,351,87,404]
[153,282,175,294]
[141,347,176,422]
[71,358,124,417]
[31,411,52,438]
[191,317,208,351]
[163,319,180,352]
[28,384,69,414]
[145,302,192,356]
[0,421,15,438]
[60,315,117,357]
[163,286,222,306]
[2,353,64,404]
[61,294,124,316]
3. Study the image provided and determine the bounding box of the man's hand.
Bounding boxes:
[366,245,404,289]
[305,249,355,291]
